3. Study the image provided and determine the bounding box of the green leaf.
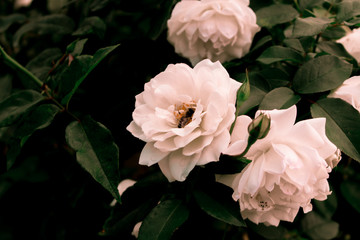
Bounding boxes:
[65,116,121,202]
[259,68,290,89]
[255,4,299,28]
[257,46,304,64]
[138,199,189,240]
[340,180,360,213]
[337,0,360,22]
[60,44,119,106]
[16,104,60,147]
[25,48,62,85]
[249,35,272,53]
[310,98,360,162]
[72,16,106,39]
[193,184,245,227]
[13,14,75,49]
[0,90,45,128]
[292,17,331,38]
[235,72,269,115]
[259,87,301,110]
[293,55,352,94]
[317,41,355,60]
[66,38,88,57]
[232,70,251,127]
[301,211,339,240]
[6,104,60,169]
[283,38,305,53]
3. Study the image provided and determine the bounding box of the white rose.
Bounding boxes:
[217,106,338,226]
[337,27,360,63]
[328,76,360,112]
[167,0,260,65]
[127,59,241,182]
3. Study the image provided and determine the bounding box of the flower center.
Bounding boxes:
[174,102,196,128]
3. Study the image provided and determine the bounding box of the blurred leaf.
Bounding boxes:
[313,192,338,220]
[257,46,304,64]
[66,38,88,57]
[72,16,106,39]
[337,0,360,22]
[321,26,347,39]
[0,74,12,102]
[299,36,316,52]
[299,0,324,11]
[193,183,245,227]
[89,0,110,12]
[60,44,119,106]
[145,0,176,40]
[6,104,60,169]
[13,14,75,49]
[340,180,360,213]
[138,199,189,240]
[292,17,331,38]
[301,211,339,240]
[0,13,26,33]
[0,90,44,128]
[65,116,121,202]
[293,55,352,94]
[255,4,299,28]
[259,87,301,110]
[247,221,287,240]
[311,98,360,162]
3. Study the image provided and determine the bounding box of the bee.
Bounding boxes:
[174,103,196,128]
[177,108,195,128]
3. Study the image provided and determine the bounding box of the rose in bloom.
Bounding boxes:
[328,76,360,113]
[217,106,338,226]
[127,59,241,182]
[167,0,260,65]
[337,28,360,63]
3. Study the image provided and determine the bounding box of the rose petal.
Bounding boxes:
[139,143,168,166]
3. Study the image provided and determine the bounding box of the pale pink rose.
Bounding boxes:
[337,28,360,63]
[127,59,241,182]
[328,76,360,112]
[167,0,260,65]
[325,148,341,170]
[217,106,338,226]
